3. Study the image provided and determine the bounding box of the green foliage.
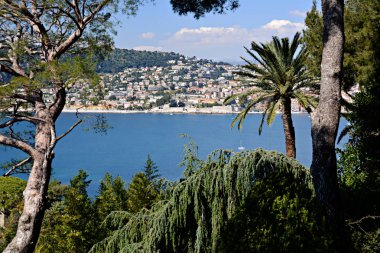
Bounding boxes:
[0,177,26,251]
[336,4,380,246]
[126,172,160,214]
[338,85,380,252]
[302,0,323,78]
[344,0,380,88]
[0,177,26,209]
[144,155,160,182]
[303,0,380,89]
[35,171,133,252]
[225,32,317,132]
[170,0,239,19]
[220,172,332,252]
[46,179,68,207]
[94,173,128,220]
[156,93,171,107]
[97,49,182,73]
[91,149,333,253]
[179,134,204,177]
[125,155,163,214]
[36,170,99,253]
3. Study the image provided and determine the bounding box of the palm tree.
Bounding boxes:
[225,32,318,158]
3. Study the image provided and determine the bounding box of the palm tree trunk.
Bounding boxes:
[311,0,351,251]
[281,97,296,158]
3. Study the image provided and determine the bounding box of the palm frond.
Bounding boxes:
[243,46,267,69]
[289,32,302,63]
[266,100,281,126]
[337,125,352,143]
[258,107,269,135]
[293,92,318,112]
[230,93,274,130]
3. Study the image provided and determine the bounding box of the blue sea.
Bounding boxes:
[0,113,348,195]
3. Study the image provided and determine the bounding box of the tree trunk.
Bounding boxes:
[4,103,56,253]
[281,97,296,158]
[310,0,350,250]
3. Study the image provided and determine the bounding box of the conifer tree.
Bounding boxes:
[126,172,160,213]
[36,170,98,253]
[144,155,160,183]
[94,173,128,219]
[91,150,334,253]
[302,0,323,78]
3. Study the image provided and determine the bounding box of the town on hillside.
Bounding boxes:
[57,53,323,114]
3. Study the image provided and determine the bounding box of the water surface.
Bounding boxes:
[1,113,348,195]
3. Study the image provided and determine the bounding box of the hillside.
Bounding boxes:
[96,49,231,73]
[96,49,183,73]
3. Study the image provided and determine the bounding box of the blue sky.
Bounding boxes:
[113,0,316,63]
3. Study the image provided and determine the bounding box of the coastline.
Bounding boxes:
[62,108,309,115]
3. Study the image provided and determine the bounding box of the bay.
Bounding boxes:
[0,113,348,195]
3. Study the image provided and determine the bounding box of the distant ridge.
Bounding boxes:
[96,48,231,73]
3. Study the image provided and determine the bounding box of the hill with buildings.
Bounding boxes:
[96,49,230,73]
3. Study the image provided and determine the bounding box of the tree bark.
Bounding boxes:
[281,97,296,158]
[3,97,64,252]
[310,0,350,250]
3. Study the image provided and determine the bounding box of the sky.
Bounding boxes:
[112,0,316,63]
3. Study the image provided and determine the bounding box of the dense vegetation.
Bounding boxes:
[303,0,380,251]
[96,48,231,73]
[0,177,26,251]
[0,155,165,252]
[96,49,183,73]
[90,149,334,253]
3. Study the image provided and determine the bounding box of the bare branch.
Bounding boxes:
[0,115,41,129]
[348,215,380,226]
[55,119,82,142]
[10,92,42,104]
[3,156,32,176]
[0,64,22,76]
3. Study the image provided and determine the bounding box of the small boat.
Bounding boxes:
[238,141,245,151]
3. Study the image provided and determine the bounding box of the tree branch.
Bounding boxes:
[0,133,35,156]
[3,156,32,176]
[0,64,21,76]
[10,93,41,104]
[348,215,380,226]
[0,115,41,129]
[49,87,66,121]
[55,119,82,142]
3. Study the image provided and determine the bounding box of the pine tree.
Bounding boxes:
[144,155,160,183]
[302,0,323,78]
[36,170,99,253]
[95,173,128,219]
[126,173,160,213]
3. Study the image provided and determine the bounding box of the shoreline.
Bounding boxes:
[62,108,309,115]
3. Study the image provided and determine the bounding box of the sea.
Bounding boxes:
[0,113,348,195]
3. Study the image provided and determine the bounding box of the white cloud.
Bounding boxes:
[139,32,156,39]
[169,26,251,45]
[128,19,305,62]
[290,10,307,18]
[133,46,163,52]
[164,20,305,47]
[262,19,305,33]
